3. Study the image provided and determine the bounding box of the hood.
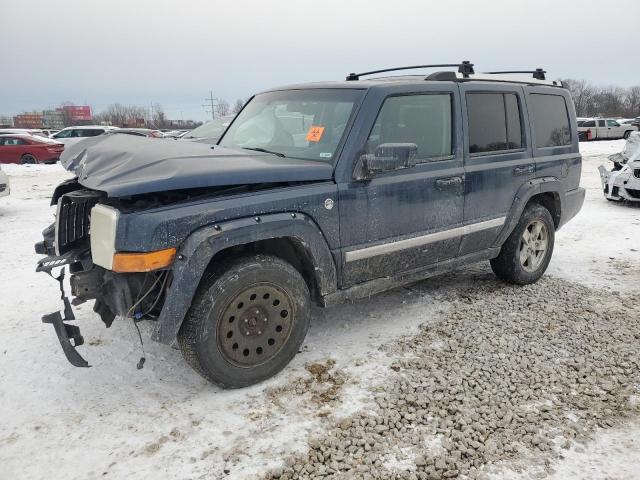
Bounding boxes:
[60,134,333,197]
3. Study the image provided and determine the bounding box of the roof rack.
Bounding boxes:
[345,62,561,87]
[484,68,547,80]
[346,61,474,81]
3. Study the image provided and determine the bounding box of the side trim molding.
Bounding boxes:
[344,217,506,262]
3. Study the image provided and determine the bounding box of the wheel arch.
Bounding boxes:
[151,212,337,345]
[494,177,565,247]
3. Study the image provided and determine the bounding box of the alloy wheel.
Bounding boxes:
[519,220,548,273]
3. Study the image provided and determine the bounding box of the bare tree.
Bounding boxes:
[149,103,169,129]
[232,99,245,114]
[216,99,230,116]
[96,104,147,127]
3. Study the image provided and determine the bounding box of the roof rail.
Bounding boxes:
[346,61,474,81]
[484,68,547,80]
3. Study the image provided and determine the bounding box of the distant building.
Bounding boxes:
[43,110,66,129]
[59,105,92,125]
[14,112,44,129]
[0,116,13,128]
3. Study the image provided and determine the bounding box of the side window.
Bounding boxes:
[530,94,571,148]
[598,120,606,127]
[54,129,73,138]
[365,94,452,161]
[467,92,523,154]
[583,120,596,127]
[607,120,619,127]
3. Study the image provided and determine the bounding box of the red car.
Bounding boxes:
[0,134,65,164]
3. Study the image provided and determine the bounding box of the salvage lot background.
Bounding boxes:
[0,140,639,479]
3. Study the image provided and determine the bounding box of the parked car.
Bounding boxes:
[0,128,45,137]
[109,128,165,138]
[164,129,189,138]
[0,165,9,197]
[0,134,65,164]
[179,115,235,144]
[50,126,117,146]
[36,63,584,387]
[577,118,637,140]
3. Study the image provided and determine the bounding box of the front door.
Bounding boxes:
[606,119,622,139]
[338,87,465,286]
[458,84,533,255]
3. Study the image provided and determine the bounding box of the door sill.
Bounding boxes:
[322,247,500,307]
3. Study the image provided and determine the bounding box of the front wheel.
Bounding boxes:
[490,203,555,285]
[623,131,631,139]
[178,254,311,388]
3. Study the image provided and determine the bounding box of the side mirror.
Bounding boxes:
[354,143,418,180]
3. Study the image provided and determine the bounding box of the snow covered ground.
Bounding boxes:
[0,140,638,480]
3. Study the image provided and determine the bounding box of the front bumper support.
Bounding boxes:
[42,269,89,368]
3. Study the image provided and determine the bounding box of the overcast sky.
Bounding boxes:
[1,0,638,122]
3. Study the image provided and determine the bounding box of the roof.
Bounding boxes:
[262,65,562,93]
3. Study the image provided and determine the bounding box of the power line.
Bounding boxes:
[202,90,219,120]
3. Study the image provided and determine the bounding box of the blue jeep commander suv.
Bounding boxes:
[36,62,585,387]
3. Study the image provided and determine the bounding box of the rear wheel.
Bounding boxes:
[178,254,311,388]
[490,203,555,285]
[623,130,631,139]
[21,154,38,164]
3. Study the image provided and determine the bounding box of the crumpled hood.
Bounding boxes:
[60,134,333,197]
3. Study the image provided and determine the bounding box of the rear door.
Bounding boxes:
[597,119,607,138]
[337,84,465,286]
[458,83,532,255]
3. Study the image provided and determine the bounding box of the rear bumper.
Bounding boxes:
[560,187,585,228]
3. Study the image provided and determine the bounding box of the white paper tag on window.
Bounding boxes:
[319,152,332,159]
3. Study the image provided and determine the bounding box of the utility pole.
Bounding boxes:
[202,91,218,120]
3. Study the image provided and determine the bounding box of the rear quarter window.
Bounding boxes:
[466,92,524,154]
[530,94,571,148]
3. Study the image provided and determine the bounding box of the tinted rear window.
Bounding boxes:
[467,92,523,154]
[530,94,571,148]
[581,120,596,127]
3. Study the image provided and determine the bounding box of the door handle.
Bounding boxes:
[436,176,464,188]
[514,165,534,175]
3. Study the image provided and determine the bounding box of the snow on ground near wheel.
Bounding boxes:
[0,140,638,480]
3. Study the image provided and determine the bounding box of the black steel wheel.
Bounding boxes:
[178,254,311,388]
[218,283,294,367]
[21,154,38,164]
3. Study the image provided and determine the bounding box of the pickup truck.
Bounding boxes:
[577,118,637,140]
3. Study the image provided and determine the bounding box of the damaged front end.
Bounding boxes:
[36,182,172,367]
[599,132,640,203]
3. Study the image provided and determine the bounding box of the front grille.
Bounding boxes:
[55,190,103,255]
[634,169,640,179]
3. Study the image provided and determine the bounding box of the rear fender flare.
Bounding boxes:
[493,177,564,247]
[152,212,336,345]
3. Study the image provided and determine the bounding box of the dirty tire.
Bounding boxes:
[490,203,555,285]
[623,130,631,139]
[178,254,311,388]
[21,154,38,164]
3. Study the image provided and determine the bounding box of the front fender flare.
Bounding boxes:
[151,212,337,345]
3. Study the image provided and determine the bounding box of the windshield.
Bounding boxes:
[218,89,363,162]
[184,116,234,140]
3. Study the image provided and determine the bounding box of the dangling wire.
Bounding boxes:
[126,272,167,370]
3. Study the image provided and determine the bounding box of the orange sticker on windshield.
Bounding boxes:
[306,126,325,142]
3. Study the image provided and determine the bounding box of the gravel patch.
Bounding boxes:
[262,276,640,479]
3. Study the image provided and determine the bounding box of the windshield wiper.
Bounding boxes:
[242,147,286,157]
